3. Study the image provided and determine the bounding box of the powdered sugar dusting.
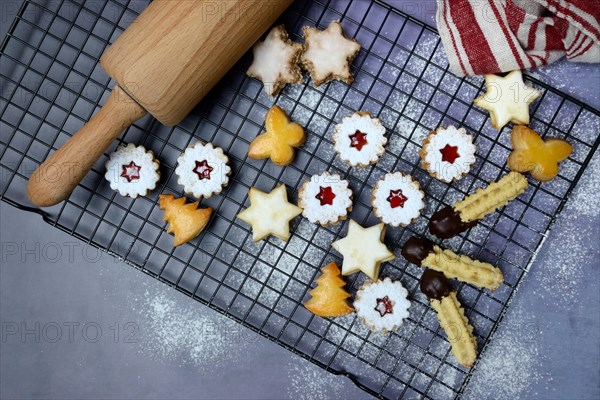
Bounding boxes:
[286,359,346,400]
[463,307,546,399]
[135,291,241,369]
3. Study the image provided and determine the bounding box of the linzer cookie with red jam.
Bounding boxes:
[419,125,476,183]
[402,236,503,290]
[175,142,231,199]
[104,143,160,198]
[429,172,529,239]
[301,21,361,86]
[420,269,477,368]
[354,277,410,332]
[371,172,425,227]
[298,172,353,226]
[246,25,303,96]
[333,112,387,167]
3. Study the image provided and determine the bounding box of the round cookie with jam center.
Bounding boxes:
[354,277,411,333]
[298,172,353,226]
[333,111,387,167]
[175,142,231,199]
[371,172,425,227]
[104,143,160,198]
[419,125,476,183]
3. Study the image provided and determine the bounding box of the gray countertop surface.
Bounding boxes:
[1,1,599,399]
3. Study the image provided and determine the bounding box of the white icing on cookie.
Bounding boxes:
[301,20,361,86]
[372,172,425,227]
[354,277,410,332]
[420,125,476,183]
[473,70,541,130]
[247,25,302,96]
[333,112,387,167]
[104,143,160,198]
[175,142,231,199]
[298,172,352,226]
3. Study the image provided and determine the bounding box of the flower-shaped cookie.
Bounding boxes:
[248,105,306,166]
[508,125,572,182]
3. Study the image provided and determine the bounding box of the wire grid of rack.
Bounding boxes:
[1,0,599,398]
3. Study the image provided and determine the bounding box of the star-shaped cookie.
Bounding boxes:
[301,20,361,86]
[237,184,302,242]
[248,105,305,166]
[247,25,303,96]
[473,70,540,130]
[331,220,395,280]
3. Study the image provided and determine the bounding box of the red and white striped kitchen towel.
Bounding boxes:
[436,0,600,76]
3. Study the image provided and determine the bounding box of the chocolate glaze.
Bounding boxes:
[401,236,435,266]
[420,269,451,300]
[429,206,478,239]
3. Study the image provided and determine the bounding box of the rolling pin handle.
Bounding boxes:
[26,85,147,207]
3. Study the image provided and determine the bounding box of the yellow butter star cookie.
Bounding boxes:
[331,220,395,280]
[237,184,302,242]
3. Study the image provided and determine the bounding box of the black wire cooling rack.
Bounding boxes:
[2,0,599,398]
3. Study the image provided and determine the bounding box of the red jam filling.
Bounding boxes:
[315,186,336,206]
[349,130,368,151]
[374,296,393,317]
[193,160,214,180]
[387,189,408,209]
[439,144,460,164]
[121,161,141,182]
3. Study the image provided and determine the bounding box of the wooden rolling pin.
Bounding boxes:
[27,0,292,207]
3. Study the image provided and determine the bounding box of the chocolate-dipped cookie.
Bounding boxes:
[403,237,503,290]
[420,269,477,368]
[429,172,528,239]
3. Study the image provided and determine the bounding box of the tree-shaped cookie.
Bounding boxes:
[159,194,212,247]
[304,262,354,317]
[248,105,305,166]
[508,125,572,182]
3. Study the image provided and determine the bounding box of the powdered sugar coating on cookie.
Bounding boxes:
[420,125,476,183]
[301,21,361,86]
[372,172,425,227]
[298,173,352,226]
[176,142,231,199]
[247,25,303,96]
[354,277,410,332]
[334,112,387,167]
[105,143,160,198]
